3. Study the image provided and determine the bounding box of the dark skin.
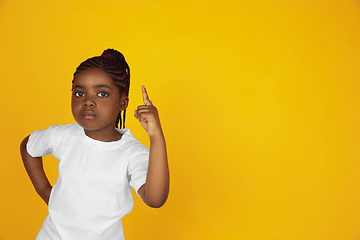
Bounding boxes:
[20,136,52,204]
[20,68,169,207]
[135,85,169,207]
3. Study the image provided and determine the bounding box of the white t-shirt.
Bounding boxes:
[27,124,149,240]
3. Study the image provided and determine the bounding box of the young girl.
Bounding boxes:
[20,49,169,240]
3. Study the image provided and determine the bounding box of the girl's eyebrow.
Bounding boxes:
[72,85,112,90]
[73,85,84,89]
[94,84,112,90]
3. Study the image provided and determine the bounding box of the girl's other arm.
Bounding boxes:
[20,136,52,205]
[135,86,169,208]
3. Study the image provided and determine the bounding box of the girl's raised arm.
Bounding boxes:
[134,86,170,208]
[20,136,52,205]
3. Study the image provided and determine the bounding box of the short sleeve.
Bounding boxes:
[128,146,149,196]
[26,125,57,157]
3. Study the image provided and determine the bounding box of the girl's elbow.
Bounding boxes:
[147,198,167,208]
[141,184,169,208]
[144,192,168,208]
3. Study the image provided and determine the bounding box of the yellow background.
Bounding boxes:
[1,0,360,239]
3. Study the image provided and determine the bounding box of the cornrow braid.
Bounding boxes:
[73,49,130,129]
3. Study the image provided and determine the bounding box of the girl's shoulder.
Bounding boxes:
[33,123,81,142]
[117,128,149,153]
[35,123,80,132]
[54,123,81,132]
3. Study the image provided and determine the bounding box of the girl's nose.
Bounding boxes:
[83,97,96,107]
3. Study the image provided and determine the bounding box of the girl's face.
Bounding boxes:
[71,68,128,141]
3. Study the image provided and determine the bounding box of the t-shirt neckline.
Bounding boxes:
[78,126,131,149]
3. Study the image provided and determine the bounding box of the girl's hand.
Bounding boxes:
[134,86,163,138]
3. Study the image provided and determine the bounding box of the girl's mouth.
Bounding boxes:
[83,111,96,120]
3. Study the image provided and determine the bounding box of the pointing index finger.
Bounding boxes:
[142,85,152,105]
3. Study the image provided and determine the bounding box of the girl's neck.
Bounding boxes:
[84,128,122,142]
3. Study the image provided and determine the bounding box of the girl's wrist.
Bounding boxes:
[149,130,165,142]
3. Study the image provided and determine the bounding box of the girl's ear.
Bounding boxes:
[120,95,129,111]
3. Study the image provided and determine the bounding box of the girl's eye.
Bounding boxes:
[97,92,109,97]
[74,92,84,97]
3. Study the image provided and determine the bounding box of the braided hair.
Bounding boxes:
[73,49,130,129]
